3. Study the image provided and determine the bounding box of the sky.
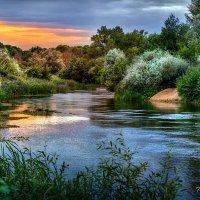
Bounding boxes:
[0,0,191,49]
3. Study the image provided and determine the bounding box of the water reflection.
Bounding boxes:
[0,91,199,199]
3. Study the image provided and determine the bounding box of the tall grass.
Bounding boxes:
[0,78,56,100]
[0,134,182,200]
[0,77,98,101]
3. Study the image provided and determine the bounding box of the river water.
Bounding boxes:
[0,90,199,199]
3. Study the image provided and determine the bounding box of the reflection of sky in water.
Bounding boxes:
[149,113,196,120]
[0,91,199,199]
[9,115,89,126]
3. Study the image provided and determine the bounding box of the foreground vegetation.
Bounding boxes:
[0,135,182,200]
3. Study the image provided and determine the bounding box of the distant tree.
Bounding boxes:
[91,26,148,57]
[120,30,148,53]
[91,26,116,53]
[30,46,45,54]
[60,58,93,83]
[56,45,70,53]
[160,14,182,52]
[147,34,161,50]
[0,42,22,58]
[27,49,65,74]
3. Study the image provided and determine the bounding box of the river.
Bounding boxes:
[0,90,199,199]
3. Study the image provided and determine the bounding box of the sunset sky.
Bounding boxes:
[0,0,190,49]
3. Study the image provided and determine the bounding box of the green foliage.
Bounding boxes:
[0,137,68,200]
[0,49,23,78]
[27,49,65,74]
[147,34,163,50]
[178,41,198,62]
[91,26,148,55]
[115,85,159,101]
[122,49,189,93]
[160,14,182,52]
[26,65,51,80]
[88,57,104,84]
[0,135,182,200]
[59,58,95,83]
[177,66,200,102]
[186,0,200,23]
[0,43,22,57]
[120,30,148,53]
[1,78,56,99]
[104,48,127,91]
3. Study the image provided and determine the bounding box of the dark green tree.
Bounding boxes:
[160,14,182,52]
[186,0,200,23]
[91,26,124,53]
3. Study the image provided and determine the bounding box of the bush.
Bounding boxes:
[0,135,182,200]
[26,65,51,80]
[104,48,127,90]
[59,58,94,83]
[177,66,200,102]
[27,49,65,74]
[0,137,68,200]
[0,49,23,78]
[88,57,104,84]
[122,49,189,91]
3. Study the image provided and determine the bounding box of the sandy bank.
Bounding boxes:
[150,88,181,103]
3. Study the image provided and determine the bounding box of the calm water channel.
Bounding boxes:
[0,90,199,199]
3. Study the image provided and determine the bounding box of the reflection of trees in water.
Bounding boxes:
[88,98,200,134]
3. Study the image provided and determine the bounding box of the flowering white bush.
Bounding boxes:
[105,48,125,66]
[123,49,189,90]
[0,49,23,77]
[104,48,126,90]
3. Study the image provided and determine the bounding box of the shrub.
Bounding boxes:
[0,137,68,200]
[26,65,51,80]
[105,48,125,66]
[122,49,189,91]
[0,49,23,78]
[27,49,65,74]
[59,58,94,83]
[88,57,104,84]
[104,48,127,90]
[177,66,200,102]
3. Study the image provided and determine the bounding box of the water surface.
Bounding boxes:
[0,90,199,199]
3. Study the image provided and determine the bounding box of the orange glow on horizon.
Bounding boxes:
[0,21,91,49]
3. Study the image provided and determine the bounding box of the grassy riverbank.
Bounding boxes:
[0,77,98,101]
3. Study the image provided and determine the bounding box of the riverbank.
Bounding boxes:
[149,88,181,103]
[0,77,98,102]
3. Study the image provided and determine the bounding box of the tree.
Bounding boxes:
[120,30,148,53]
[183,0,200,60]
[160,14,182,52]
[186,0,200,23]
[91,26,124,54]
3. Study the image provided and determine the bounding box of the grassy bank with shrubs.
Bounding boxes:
[0,48,99,102]
[0,135,182,200]
[103,48,190,101]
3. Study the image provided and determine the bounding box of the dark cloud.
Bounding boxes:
[0,0,191,33]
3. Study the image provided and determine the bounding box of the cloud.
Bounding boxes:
[142,5,188,12]
[0,0,191,48]
[0,21,91,49]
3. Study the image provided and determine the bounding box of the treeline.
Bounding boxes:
[0,0,200,102]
